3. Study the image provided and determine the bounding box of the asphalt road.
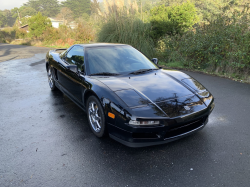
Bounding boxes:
[1,43,250,187]
[0,43,52,62]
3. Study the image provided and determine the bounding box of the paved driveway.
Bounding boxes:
[1,43,250,187]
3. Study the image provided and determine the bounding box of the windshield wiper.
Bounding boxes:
[89,72,120,76]
[129,68,159,75]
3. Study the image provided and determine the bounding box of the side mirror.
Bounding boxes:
[66,65,78,73]
[152,58,158,65]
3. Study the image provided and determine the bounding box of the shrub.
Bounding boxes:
[0,27,16,43]
[150,2,199,40]
[16,29,28,39]
[43,27,61,44]
[74,22,96,43]
[42,22,95,47]
[157,10,250,80]
[98,15,155,58]
[28,12,52,38]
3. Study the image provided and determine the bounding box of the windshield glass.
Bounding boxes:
[86,46,158,75]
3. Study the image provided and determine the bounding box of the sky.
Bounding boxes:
[0,0,66,10]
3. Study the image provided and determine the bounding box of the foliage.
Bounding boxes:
[0,9,16,27]
[157,9,250,79]
[23,0,60,17]
[16,29,28,39]
[28,12,52,38]
[150,2,199,40]
[1,0,249,81]
[22,7,37,17]
[62,0,91,19]
[13,6,37,18]
[43,22,95,47]
[91,0,101,15]
[0,12,7,27]
[0,27,16,43]
[98,0,153,55]
[159,0,249,22]
[12,16,32,28]
[98,14,155,58]
[74,22,96,43]
[102,0,139,17]
[56,7,74,24]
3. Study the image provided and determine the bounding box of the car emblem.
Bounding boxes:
[184,106,190,110]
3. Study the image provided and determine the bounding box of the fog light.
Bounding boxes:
[129,120,160,125]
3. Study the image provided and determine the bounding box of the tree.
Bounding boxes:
[24,0,60,17]
[0,9,15,27]
[0,12,7,27]
[91,0,101,15]
[19,7,37,17]
[62,0,91,19]
[11,6,37,27]
[56,7,74,24]
[28,12,52,38]
[150,2,199,39]
[11,6,37,21]
[158,0,247,22]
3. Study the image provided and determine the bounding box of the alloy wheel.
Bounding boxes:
[88,101,102,132]
[47,68,54,88]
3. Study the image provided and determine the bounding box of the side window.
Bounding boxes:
[66,46,85,72]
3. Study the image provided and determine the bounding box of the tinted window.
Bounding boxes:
[66,46,84,71]
[86,46,157,75]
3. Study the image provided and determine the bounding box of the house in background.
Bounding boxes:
[48,17,64,28]
[18,15,31,32]
[68,21,78,29]
[19,17,76,31]
[19,24,29,32]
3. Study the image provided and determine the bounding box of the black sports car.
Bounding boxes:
[45,43,214,147]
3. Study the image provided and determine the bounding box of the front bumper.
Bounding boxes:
[108,108,210,148]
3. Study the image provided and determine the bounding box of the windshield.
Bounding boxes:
[86,46,158,75]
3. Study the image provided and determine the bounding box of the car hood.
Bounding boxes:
[96,70,211,118]
[98,70,194,103]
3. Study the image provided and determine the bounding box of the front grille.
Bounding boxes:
[164,117,206,139]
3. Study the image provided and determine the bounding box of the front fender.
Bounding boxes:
[82,77,133,128]
[162,69,214,107]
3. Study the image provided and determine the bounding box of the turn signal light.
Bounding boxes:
[108,112,115,119]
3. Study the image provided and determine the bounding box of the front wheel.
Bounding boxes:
[47,66,57,91]
[86,96,106,137]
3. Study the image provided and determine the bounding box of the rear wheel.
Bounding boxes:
[47,66,57,91]
[86,96,106,137]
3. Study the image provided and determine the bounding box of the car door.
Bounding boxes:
[58,45,85,102]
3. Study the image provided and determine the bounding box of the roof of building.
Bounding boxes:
[19,24,29,29]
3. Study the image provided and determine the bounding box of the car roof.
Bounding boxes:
[76,43,130,48]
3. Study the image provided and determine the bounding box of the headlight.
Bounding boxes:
[182,78,206,93]
[129,120,160,125]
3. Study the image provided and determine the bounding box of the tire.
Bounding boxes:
[86,96,106,138]
[47,66,57,91]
